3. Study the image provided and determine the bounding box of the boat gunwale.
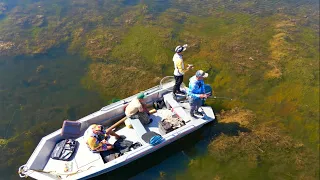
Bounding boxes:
[21,83,215,180]
[24,85,169,174]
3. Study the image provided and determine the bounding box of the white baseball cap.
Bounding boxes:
[196,70,208,78]
[175,44,187,53]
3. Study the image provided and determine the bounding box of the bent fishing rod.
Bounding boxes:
[210,96,233,100]
[205,93,233,101]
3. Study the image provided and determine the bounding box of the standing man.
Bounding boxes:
[188,70,210,118]
[173,44,192,98]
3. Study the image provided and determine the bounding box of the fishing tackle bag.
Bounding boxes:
[158,116,186,135]
[51,139,78,161]
[158,120,174,135]
[153,98,165,110]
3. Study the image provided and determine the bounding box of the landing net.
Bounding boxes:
[159,76,187,92]
[159,76,175,91]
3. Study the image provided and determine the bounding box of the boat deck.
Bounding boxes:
[42,107,182,178]
[20,82,216,180]
[41,95,213,179]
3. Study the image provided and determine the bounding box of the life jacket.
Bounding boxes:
[90,131,106,141]
[86,129,107,152]
[173,53,185,76]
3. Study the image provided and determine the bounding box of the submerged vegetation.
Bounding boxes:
[0,0,319,179]
[176,108,319,180]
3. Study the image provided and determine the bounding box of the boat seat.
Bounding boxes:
[75,136,104,168]
[61,120,81,139]
[163,93,191,122]
[128,117,147,143]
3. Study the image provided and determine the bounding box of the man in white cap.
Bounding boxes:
[187,70,210,118]
[172,44,193,99]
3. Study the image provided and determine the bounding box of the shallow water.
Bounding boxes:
[0,48,104,138]
[0,0,318,179]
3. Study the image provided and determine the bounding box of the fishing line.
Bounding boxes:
[1,109,19,153]
[181,150,192,161]
[3,109,19,139]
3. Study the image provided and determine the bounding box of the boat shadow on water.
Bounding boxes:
[96,120,251,180]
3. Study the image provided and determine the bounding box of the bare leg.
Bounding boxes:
[105,129,121,139]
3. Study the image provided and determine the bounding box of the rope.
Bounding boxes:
[18,163,96,179]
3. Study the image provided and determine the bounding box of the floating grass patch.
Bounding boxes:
[111,24,172,66]
[176,108,319,180]
[82,62,162,99]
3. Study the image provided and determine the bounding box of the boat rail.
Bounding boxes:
[100,85,162,111]
[125,145,151,162]
[100,100,127,111]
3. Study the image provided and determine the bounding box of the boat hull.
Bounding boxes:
[19,82,215,180]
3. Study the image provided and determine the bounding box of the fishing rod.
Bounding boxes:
[210,96,233,100]
[205,92,233,101]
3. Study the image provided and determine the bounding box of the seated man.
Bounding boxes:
[86,124,124,152]
[188,70,210,118]
[125,92,152,125]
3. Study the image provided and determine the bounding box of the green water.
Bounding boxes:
[0,0,319,179]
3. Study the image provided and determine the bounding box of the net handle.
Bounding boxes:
[159,76,187,91]
[159,76,175,91]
